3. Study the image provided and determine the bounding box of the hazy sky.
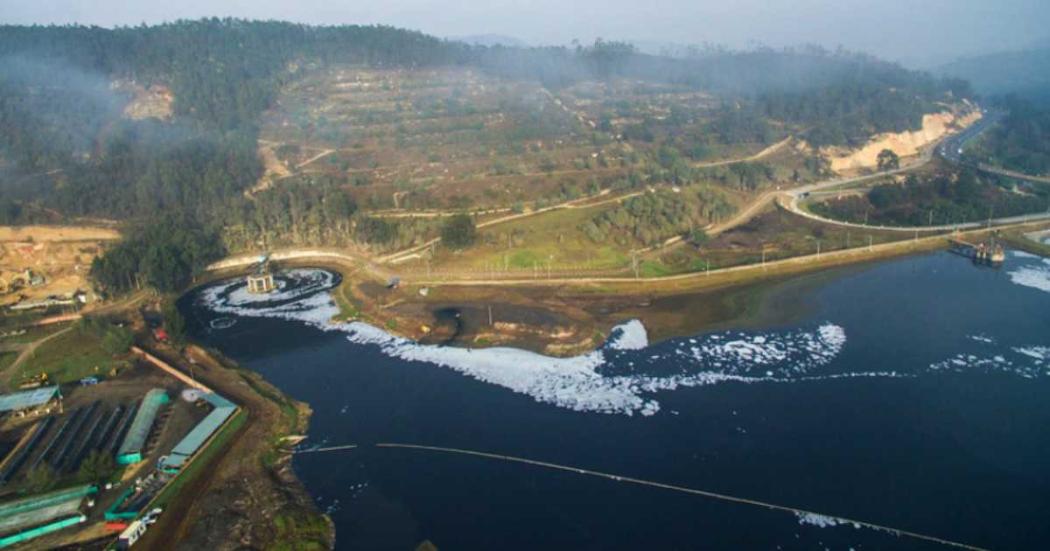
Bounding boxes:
[3,0,1048,67]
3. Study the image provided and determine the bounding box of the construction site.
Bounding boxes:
[0,226,119,312]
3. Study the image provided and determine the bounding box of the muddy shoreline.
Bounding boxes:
[203,253,888,356]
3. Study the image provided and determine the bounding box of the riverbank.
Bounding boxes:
[186,247,1050,550]
[137,341,335,550]
[204,219,1050,357]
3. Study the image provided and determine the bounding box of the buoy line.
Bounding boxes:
[299,442,987,550]
[296,444,358,454]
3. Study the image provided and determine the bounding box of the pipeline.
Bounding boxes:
[299,442,987,551]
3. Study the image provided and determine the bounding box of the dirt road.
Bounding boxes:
[1,325,73,391]
[692,136,793,169]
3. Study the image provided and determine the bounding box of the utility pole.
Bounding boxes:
[488,305,493,326]
[868,235,873,251]
[816,240,821,257]
[928,210,933,227]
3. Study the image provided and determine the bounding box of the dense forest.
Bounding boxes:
[581,187,734,247]
[938,48,1050,105]
[970,98,1050,176]
[810,170,1050,227]
[0,19,972,292]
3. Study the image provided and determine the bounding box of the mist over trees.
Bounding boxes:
[972,97,1050,175]
[0,19,975,292]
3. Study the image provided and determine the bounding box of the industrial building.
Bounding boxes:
[116,389,169,465]
[159,392,237,473]
[0,484,96,548]
[0,387,62,418]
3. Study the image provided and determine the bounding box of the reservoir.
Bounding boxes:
[184,250,1050,550]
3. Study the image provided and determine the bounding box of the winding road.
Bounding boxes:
[780,109,1050,233]
[207,105,1050,285]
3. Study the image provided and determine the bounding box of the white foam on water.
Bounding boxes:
[931,344,1050,379]
[1014,346,1050,361]
[607,319,649,350]
[796,512,847,528]
[197,270,860,416]
[215,269,338,308]
[1007,258,1050,294]
[968,334,995,344]
[200,275,341,326]
[1010,250,1039,260]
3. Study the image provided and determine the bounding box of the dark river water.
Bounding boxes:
[183,250,1050,550]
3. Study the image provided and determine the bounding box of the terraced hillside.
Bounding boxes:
[255,65,811,213]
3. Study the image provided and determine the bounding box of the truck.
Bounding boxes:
[117,520,148,549]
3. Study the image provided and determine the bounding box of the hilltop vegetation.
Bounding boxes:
[0,19,974,291]
[938,48,1050,104]
[968,98,1050,176]
[810,169,1050,226]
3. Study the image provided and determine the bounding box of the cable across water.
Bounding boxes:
[294,442,986,550]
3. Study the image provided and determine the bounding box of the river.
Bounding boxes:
[183,249,1050,550]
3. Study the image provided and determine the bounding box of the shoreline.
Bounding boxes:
[200,222,1046,357]
[180,233,1048,549]
[201,249,903,358]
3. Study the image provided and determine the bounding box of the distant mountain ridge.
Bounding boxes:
[937,48,1050,103]
[450,34,528,48]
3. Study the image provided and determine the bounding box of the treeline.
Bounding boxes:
[91,215,225,294]
[0,19,473,223]
[0,19,468,131]
[580,188,735,247]
[0,19,474,293]
[973,98,1050,175]
[757,83,936,147]
[223,177,357,250]
[220,176,441,253]
[483,43,967,147]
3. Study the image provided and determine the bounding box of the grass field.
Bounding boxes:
[425,203,631,274]
[0,352,15,373]
[0,324,72,346]
[11,327,119,386]
[638,206,919,275]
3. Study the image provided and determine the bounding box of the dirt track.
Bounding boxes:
[0,225,119,242]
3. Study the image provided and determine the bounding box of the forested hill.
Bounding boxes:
[0,20,469,131]
[937,48,1050,105]
[0,19,971,292]
[0,20,471,226]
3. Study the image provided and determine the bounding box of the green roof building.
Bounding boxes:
[116,389,169,465]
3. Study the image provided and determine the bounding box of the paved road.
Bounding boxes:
[935,109,1050,184]
[781,109,1050,233]
[783,193,1050,233]
[936,109,1003,164]
[209,105,1049,284]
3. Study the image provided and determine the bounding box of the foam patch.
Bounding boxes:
[197,269,855,416]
